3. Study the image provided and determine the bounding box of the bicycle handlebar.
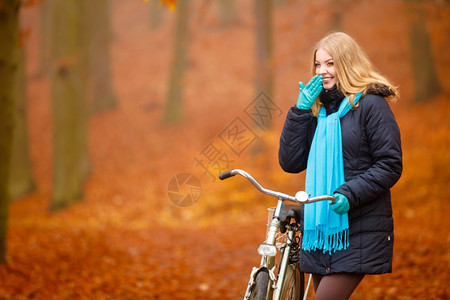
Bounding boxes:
[219,169,336,204]
[218,170,235,180]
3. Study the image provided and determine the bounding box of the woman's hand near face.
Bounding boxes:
[296,75,323,109]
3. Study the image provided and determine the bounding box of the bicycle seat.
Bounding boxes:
[279,204,302,233]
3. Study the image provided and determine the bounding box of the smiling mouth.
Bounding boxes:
[323,77,333,83]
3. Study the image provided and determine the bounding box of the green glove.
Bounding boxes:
[296,75,323,109]
[330,193,350,215]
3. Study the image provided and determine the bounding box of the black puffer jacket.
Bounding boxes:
[279,86,402,275]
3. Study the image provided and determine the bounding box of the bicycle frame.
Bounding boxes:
[243,197,297,300]
[219,169,335,300]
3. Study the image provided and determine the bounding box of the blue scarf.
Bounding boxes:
[302,92,363,254]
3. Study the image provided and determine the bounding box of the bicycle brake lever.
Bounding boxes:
[295,191,336,203]
[295,191,309,203]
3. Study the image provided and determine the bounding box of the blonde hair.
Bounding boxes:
[310,32,399,116]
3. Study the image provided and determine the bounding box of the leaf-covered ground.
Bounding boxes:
[1,0,449,299]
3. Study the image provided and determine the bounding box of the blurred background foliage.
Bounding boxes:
[0,0,448,298]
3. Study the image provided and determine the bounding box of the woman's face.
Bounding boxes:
[315,48,337,90]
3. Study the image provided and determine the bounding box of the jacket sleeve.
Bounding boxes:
[336,95,403,208]
[278,106,316,173]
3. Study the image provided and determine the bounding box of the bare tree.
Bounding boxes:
[9,47,36,200]
[85,0,117,114]
[0,0,21,264]
[404,0,442,102]
[38,0,52,76]
[218,0,236,27]
[162,0,190,123]
[248,0,277,159]
[49,0,89,210]
[254,0,274,100]
[149,0,164,29]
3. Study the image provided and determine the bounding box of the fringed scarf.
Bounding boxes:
[302,91,363,254]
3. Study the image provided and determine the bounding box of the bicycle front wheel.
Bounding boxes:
[249,270,270,300]
[279,264,304,300]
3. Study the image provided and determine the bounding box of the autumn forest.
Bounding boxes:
[0,0,449,299]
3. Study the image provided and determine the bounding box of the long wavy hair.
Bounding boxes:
[310,32,399,116]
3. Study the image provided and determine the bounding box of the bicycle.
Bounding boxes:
[219,169,335,300]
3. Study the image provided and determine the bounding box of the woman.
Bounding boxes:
[278,32,402,299]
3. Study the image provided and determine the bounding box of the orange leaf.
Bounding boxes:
[160,0,176,11]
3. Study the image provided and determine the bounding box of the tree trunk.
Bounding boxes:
[252,0,274,131]
[49,0,89,210]
[38,0,52,76]
[149,0,164,29]
[86,0,116,114]
[248,0,275,160]
[331,0,343,30]
[404,0,442,102]
[0,0,21,264]
[254,0,273,104]
[9,47,36,200]
[219,0,236,28]
[162,0,190,123]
